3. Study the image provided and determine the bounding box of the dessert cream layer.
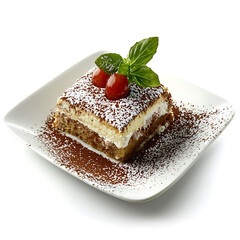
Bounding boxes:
[55,95,171,149]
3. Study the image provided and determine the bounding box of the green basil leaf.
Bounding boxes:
[95,53,122,75]
[128,37,159,66]
[130,65,160,87]
[118,59,129,76]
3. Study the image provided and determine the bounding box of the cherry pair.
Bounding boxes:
[92,68,130,100]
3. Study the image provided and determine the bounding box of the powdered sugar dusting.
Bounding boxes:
[36,102,234,200]
[59,69,164,131]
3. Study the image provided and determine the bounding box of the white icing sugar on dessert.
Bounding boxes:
[53,69,174,162]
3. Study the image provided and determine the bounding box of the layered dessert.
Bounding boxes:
[53,37,174,162]
[53,68,173,162]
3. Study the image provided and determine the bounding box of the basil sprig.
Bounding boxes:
[95,37,160,87]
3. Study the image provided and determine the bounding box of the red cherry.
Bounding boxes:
[92,68,110,88]
[105,74,130,100]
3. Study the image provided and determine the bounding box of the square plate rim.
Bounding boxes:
[4,51,235,202]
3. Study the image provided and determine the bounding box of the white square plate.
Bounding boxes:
[4,51,235,202]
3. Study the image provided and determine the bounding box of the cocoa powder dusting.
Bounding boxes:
[36,102,234,193]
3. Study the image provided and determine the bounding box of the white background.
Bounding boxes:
[1,0,239,239]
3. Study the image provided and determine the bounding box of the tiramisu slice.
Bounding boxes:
[53,68,173,162]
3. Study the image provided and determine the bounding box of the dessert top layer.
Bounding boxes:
[59,68,166,132]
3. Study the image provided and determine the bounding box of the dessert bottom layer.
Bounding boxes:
[53,112,173,162]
